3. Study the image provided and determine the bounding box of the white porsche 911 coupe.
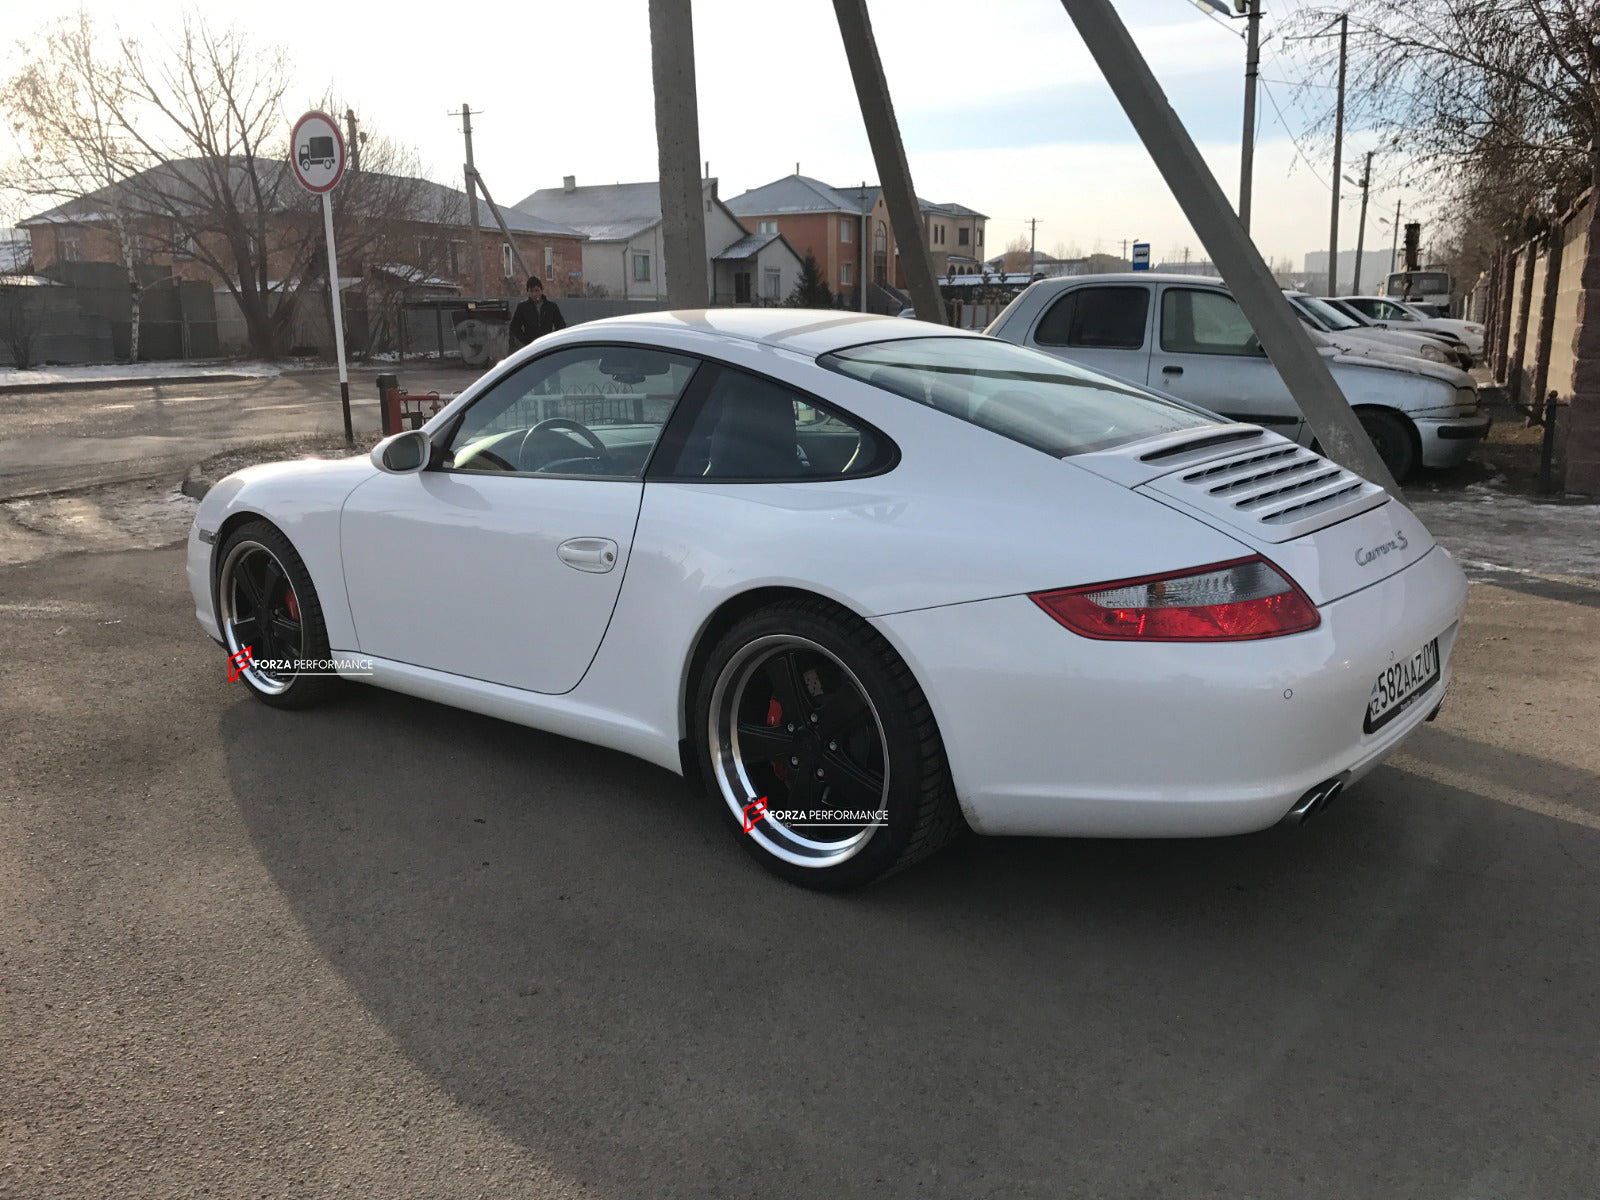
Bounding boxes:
[188,310,1466,888]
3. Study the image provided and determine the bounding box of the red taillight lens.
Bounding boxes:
[1030,556,1320,641]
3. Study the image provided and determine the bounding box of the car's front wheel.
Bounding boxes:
[694,598,963,889]
[216,520,335,709]
[1357,408,1419,483]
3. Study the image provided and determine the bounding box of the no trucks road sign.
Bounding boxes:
[290,110,346,194]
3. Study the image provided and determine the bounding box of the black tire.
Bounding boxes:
[693,597,963,889]
[1357,408,1419,483]
[215,520,336,710]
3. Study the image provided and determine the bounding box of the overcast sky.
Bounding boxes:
[2,0,1425,271]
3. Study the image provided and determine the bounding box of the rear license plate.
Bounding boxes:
[1364,638,1441,733]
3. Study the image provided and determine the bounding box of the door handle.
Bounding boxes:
[1161,365,1184,376]
[557,537,619,574]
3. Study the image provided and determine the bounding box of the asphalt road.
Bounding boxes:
[0,366,470,498]
[3,546,1598,1198]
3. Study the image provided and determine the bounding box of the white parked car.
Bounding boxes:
[1338,295,1486,358]
[986,273,1489,481]
[189,310,1466,888]
[1288,292,1471,370]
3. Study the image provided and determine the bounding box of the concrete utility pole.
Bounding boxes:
[649,0,709,308]
[859,182,869,312]
[1389,195,1401,283]
[455,104,485,298]
[344,109,361,173]
[1055,0,1399,495]
[1240,0,1260,232]
[467,167,533,284]
[832,0,946,324]
[1351,150,1373,294]
[1029,217,1037,277]
[1326,14,1348,296]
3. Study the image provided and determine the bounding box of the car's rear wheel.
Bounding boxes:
[216,520,335,709]
[1357,408,1419,483]
[695,598,963,889]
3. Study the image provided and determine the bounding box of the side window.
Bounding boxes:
[652,364,893,481]
[1374,300,1405,320]
[1160,288,1265,356]
[443,345,700,478]
[1035,286,1148,349]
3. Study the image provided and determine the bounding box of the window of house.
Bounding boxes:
[759,220,777,234]
[840,262,852,286]
[977,227,983,246]
[958,227,970,246]
[1159,288,1265,356]
[444,345,700,478]
[650,364,894,481]
[544,245,554,281]
[174,232,199,260]
[501,242,514,279]
[763,267,781,300]
[841,220,852,243]
[633,253,652,282]
[448,241,463,275]
[58,228,82,262]
[1035,286,1150,350]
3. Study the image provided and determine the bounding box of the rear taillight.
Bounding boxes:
[1030,555,1320,641]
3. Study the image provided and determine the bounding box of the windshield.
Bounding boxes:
[819,336,1217,458]
[1294,294,1361,331]
[1386,271,1451,297]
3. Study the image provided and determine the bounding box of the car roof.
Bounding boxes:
[1024,271,1226,289]
[565,308,983,358]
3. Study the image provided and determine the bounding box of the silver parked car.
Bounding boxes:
[985,273,1489,481]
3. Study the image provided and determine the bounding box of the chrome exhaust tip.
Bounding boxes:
[1282,774,1350,826]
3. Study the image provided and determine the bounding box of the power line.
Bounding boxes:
[1258,76,1332,192]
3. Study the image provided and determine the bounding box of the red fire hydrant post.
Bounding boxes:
[376,373,401,436]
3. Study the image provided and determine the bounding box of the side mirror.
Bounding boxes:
[372,429,430,474]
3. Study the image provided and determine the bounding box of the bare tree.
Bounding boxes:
[1,11,147,359]
[1,14,459,359]
[1000,234,1033,272]
[1281,1,1600,483]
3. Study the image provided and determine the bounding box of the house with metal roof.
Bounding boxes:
[514,176,799,304]
[725,174,989,312]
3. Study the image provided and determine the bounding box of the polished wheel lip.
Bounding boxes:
[707,632,889,870]
[217,539,302,696]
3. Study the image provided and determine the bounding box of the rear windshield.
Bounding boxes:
[819,336,1217,458]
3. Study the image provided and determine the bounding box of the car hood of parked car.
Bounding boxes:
[1303,327,1474,389]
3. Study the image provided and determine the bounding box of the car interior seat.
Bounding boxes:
[704,374,802,478]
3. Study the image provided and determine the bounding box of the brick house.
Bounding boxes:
[725,174,988,311]
[20,160,587,302]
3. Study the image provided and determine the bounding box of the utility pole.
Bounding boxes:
[1029,217,1037,278]
[1351,149,1372,294]
[649,0,710,308]
[344,109,361,173]
[1056,0,1399,495]
[1326,13,1348,296]
[454,104,485,298]
[1389,196,1401,285]
[833,0,946,323]
[1239,0,1260,232]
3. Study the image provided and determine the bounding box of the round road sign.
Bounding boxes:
[290,111,346,194]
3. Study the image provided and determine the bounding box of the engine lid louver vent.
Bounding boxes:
[1139,441,1387,543]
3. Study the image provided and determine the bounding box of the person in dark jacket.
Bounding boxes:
[509,276,567,350]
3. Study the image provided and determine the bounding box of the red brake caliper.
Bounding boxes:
[766,696,787,780]
[284,588,301,621]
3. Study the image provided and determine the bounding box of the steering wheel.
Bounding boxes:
[517,416,613,472]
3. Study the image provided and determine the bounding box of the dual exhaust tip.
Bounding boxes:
[1283,773,1351,826]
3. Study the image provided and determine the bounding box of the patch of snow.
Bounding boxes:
[0,361,282,389]
[1412,492,1600,583]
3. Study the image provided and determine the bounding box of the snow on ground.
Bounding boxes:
[1410,485,1600,585]
[0,362,283,389]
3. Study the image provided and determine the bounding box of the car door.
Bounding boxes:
[1146,284,1308,440]
[340,343,702,694]
[1024,283,1153,387]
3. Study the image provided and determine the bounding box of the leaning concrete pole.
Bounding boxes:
[649,0,709,309]
[833,0,946,325]
[1057,0,1398,495]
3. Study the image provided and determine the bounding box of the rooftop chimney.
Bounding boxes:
[563,175,576,193]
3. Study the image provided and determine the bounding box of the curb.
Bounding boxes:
[0,372,271,396]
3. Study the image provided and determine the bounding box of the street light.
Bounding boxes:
[1191,0,1261,233]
